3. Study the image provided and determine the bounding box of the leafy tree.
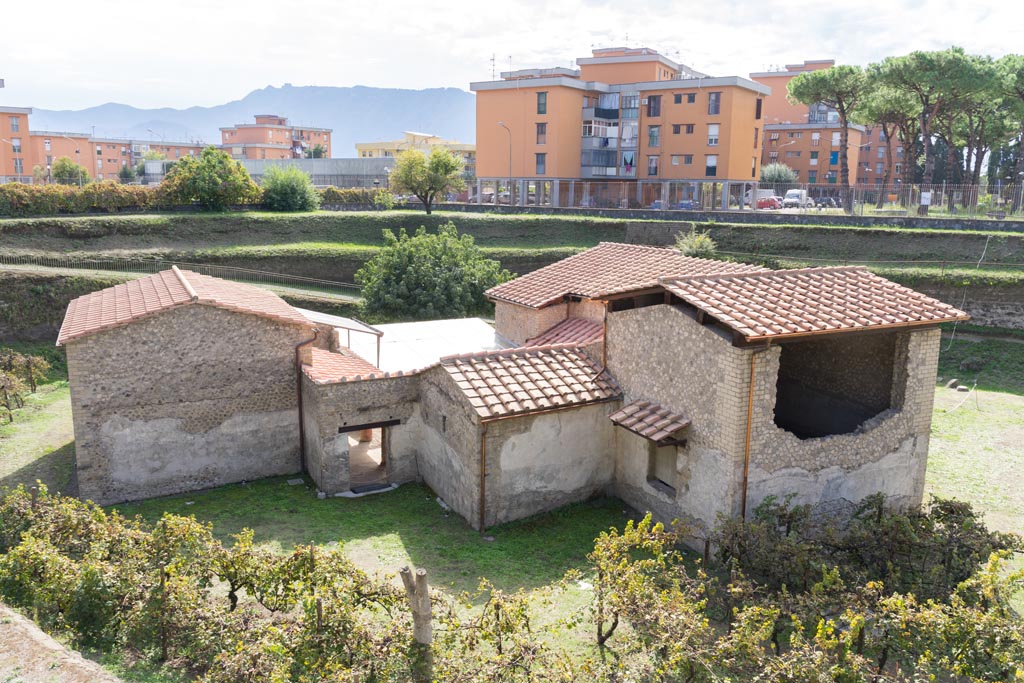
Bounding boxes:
[118,164,136,184]
[142,150,167,161]
[304,143,327,159]
[51,156,89,185]
[158,146,260,210]
[759,162,798,185]
[998,54,1024,209]
[355,222,511,320]
[389,148,466,214]
[789,65,867,213]
[260,165,321,212]
[857,81,919,206]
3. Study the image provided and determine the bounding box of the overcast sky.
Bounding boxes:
[0,0,1017,111]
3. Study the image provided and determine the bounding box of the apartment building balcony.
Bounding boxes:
[582,106,620,121]
[580,166,618,179]
[581,136,618,150]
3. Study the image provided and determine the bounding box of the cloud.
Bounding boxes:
[0,0,1017,110]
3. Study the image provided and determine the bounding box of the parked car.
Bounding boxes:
[756,196,782,210]
[782,189,815,208]
[815,196,838,208]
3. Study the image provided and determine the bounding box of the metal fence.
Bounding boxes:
[469,178,1024,219]
[0,254,362,299]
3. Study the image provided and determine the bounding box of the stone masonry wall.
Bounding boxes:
[66,304,313,505]
[606,304,753,530]
[302,373,420,494]
[747,328,940,510]
[485,403,617,527]
[493,301,568,345]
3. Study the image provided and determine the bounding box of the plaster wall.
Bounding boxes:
[65,304,312,505]
[486,403,617,526]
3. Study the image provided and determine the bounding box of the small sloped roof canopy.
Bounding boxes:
[658,266,969,342]
[57,267,311,345]
[485,242,767,309]
[525,317,604,347]
[609,400,690,445]
[440,344,621,420]
[302,347,383,384]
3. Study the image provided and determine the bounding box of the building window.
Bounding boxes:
[707,124,719,146]
[536,122,547,145]
[877,146,885,159]
[673,93,682,105]
[96,159,103,170]
[672,124,681,135]
[808,170,817,184]
[897,146,904,159]
[687,93,696,104]
[811,132,820,146]
[647,444,676,495]
[96,145,102,156]
[646,95,661,117]
[832,132,841,146]
[648,125,661,148]
[708,91,721,115]
[768,151,778,161]
[810,151,819,166]
[44,139,51,152]
[752,157,757,178]
[647,155,659,176]
[9,137,21,154]
[537,91,547,115]
[8,116,19,132]
[876,162,884,174]
[45,155,52,165]
[684,123,694,134]
[895,163,902,174]
[879,130,887,141]
[753,128,759,148]
[683,154,693,165]
[671,154,681,166]
[755,98,763,120]
[268,130,274,140]
[705,154,718,177]
[13,158,23,174]
[769,132,780,142]
[535,152,546,175]
[829,150,839,165]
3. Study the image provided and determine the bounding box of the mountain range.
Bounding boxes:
[23,84,477,157]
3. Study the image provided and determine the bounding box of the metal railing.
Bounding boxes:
[0,253,362,299]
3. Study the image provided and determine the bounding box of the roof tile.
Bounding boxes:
[660,266,969,340]
[609,400,691,444]
[486,242,767,309]
[303,347,383,383]
[440,344,621,419]
[525,317,604,347]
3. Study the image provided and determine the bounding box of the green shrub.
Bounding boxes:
[260,165,321,212]
[674,227,717,258]
[158,147,261,211]
[0,181,159,217]
[319,186,375,204]
[356,222,512,320]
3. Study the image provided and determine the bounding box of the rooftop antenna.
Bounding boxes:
[508,55,512,75]
[490,54,496,80]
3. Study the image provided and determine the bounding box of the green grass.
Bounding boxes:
[114,479,633,597]
[936,337,1024,395]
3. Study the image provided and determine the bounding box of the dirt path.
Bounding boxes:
[0,604,121,682]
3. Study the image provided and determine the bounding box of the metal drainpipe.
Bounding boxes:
[740,344,770,520]
[479,426,488,532]
[295,328,320,472]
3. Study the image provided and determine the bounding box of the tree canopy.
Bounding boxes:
[260,165,321,212]
[389,148,466,214]
[50,156,89,185]
[158,146,260,210]
[759,162,798,185]
[355,222,511,320]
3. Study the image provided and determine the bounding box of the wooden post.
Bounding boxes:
[400,566,432,645]
[401,565,432,682]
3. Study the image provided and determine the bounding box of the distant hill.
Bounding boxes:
[26,84,477,156]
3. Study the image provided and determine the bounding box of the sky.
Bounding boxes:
[0,0,1018,111]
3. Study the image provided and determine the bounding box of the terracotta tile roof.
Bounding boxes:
[660,266,970,341]
[303,347,383,383]
[440,344,621,419]
[525,317,604,347]
[486,242,768,309]
[609,400,691,444]
[57,268,311,345]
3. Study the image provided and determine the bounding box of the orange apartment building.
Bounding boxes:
[471,47,769,201]
[750,60,895,187]
[220,114,332,160]
[2,105,204,182]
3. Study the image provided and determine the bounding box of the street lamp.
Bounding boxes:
[498,121,511,205]
[146,128,165,143]
[60,134,84,187]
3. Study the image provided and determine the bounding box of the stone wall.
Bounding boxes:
[606,304,753,530]
[485,403,617,527]
[66,305,313,505]
[301,372,421,494]
[746,328,939,511]
[493,301,569,345]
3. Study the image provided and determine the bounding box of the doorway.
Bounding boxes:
[344,426,389,492]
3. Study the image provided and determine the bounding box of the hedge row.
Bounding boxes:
[0,183,394,218]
